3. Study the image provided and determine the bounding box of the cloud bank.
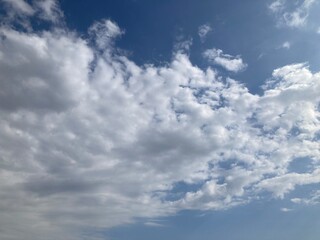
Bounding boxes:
[0,2,320,240]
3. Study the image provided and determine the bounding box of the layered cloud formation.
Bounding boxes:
[0,1,320,240]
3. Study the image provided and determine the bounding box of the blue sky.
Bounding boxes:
[0,1,320,240]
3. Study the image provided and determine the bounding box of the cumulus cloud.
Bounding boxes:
[269,0,316,28]
[203,48,247,72]
[198,24,212,42]
[1,4,320,240]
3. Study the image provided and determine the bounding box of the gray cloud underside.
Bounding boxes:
[0,18,320,240]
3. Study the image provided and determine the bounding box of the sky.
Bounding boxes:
[0,0,320,240]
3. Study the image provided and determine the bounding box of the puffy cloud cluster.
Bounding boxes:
[0,6,320,240]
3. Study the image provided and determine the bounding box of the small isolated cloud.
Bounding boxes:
[89,19,124,49]
[317,27,320,34]
[291,198,303,204]
[203,48,247,72]
[269,0,316,28]
[282,41,291,49]
[198,24,212,42]
[280,207,293,212]
[144,221,165,227]
[269,0,285,13]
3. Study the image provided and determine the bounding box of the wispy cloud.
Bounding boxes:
[291,190,320,205]
[203,48,247,72]
[269,0,285,13]
[281,41,291,49]
[89,19,124,49]
[34,0,63,23]
[198,24,212,42]
[144,221,166,227]
[2,0,35,15]
[280,208,293,212]
[1,0,63,26]
[269,0,316,28]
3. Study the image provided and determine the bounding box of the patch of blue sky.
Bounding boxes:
[288,157,316,174]
[107,197,320,240]
[162,181,206,202]
[60,0,320,96]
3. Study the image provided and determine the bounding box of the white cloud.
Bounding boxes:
[269,0,316,28]
[144,221,165,227]
[89,19,124,50]
[1,0,63,26]
[198,24,212,42]
[1,6,320,240]
[0,27,93,111]
[269,0,285,13]
[281,41,291,49]
[203,48,247,72]
[280,207,293,212]
[2,0,35,16]
[174,38,193,54]
[257,170,320,198]
[34,0,63,23]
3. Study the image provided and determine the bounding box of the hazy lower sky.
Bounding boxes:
[1,1,320,240]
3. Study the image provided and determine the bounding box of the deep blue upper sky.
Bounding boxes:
[60,0,320,94]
